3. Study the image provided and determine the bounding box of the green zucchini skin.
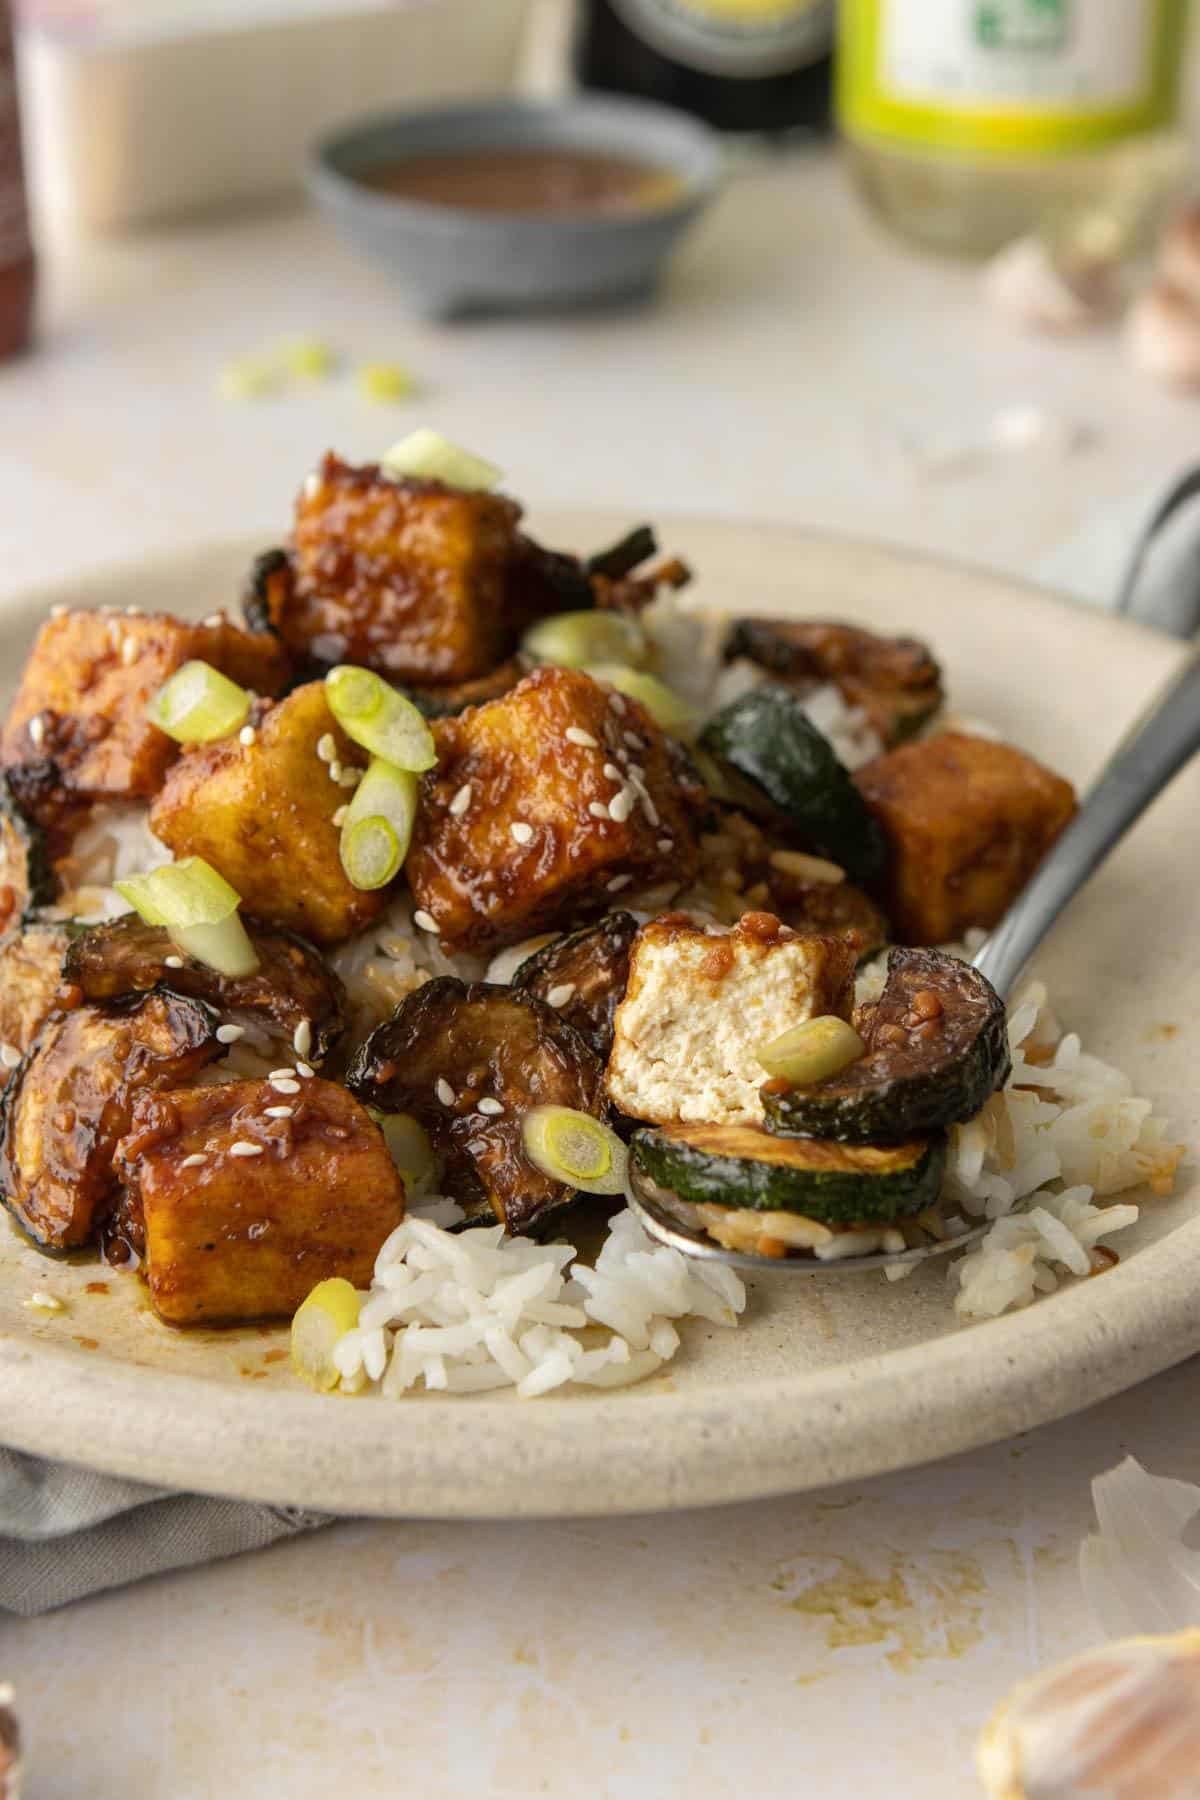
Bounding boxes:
[764,948,1010,1146]
[699,687,888,885]
[631,1124,945,1224]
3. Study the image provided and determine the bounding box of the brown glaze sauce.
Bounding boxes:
[357,148,681,216]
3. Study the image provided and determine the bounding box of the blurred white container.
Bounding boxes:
[18,0,536,238]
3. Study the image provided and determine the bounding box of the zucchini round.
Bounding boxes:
[512,911,638,1061]
[724,619,942,748]
[631,1123,945,1224]
[699,687,888,885]
[0,774,53,931]
[763,947,1010,1145]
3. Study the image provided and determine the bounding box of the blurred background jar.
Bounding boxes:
[837,0,1191,264]
[574,0,833,134]
[0,0,33,358]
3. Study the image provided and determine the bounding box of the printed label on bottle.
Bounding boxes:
[838,0,1187,157]
[608,0,834,79]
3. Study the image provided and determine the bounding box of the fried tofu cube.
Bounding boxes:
[116,1078,405,1326]
[606,913,856,1126]
[855,731,1077,946]
[282,454,528,685]
[406,666,701,952]
[0,609,289,807]
[150,680,384,946]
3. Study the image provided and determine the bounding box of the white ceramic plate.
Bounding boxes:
[0,516,1196,1518]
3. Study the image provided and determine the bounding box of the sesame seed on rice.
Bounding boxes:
[413,909,439,933]
[623,731,643,750]
[607,874,632,892]
[609,694,627,714]
[547,983,576,1008]
[268,1068,294,1080]
[477,1097,505,1116]
[216,1024,245,1045]
[295,1062,315,1079]
[565,727,598,748]
[511,822,534,845]
[449,784,472,817]
[657,837,674,853]
[332,805,349,828]
[270,1078,301,1096]
[603,763,623,781]
[337,767,361,788]
[26,1291,63,1312]
[202,613,224,628]
[436,1078,456,1107]
[230,1141,264,1158]
[121,637,139,666]
[329,760,344,782]
[641,794,661,827]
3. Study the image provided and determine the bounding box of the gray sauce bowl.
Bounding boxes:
[308,96,723,319]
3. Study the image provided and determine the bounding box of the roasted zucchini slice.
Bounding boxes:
[0,991,222,1252]
[725,619,942,748]
[241,547,292,637]
[763,947,1010,1145]
[0,922,71,1076]
[0,774,53,932]
[347,977,607,1234]
[700,688,888,885]
[512,911,639,1062]
[632,1123,945,1223]
[63,914,346,1064]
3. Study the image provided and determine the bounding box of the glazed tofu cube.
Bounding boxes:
[116,1078,405,1326]
[150,680,384,946]
[855,731,1077,946]
[0,609,289,807]
[606,913,856,1126]
[406,665,700,952]
[282,454,527,684]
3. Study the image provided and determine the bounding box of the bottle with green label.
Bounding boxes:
[837,0,1191,258]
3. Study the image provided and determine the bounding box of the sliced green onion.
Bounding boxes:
[325,666,436,772]
[521,1105,628,1195]
[339,758,420,891]
[756,1016,866,1086]
[380,428,501,492]
[370,1111,437,1190]
[115,857,260,979]
[291,1278,361,1392]
[582,663,696,736]
[522,611,648,671]
[146,661,251,744]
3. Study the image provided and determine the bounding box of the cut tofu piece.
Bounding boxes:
[281,455,529,684]
[406,665,700,952]
[606,913,857,1127]
[0,923,70,1081]
[855,731,1077,946]
[115,1077,405,1326]
[0,609,290,810]
[150,681,383,946]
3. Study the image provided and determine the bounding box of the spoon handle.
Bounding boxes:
[973,642,1200,999]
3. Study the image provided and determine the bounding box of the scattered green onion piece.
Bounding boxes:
[290,1278,361,1392]
[582,663,696,736]
[115,857,260,979]
[380,428,501,492]
[756,1016,866,1086]
[339,758,420,892]
[370,1111,437,1190]
[359,362,415,404]
[521,1106,628,1195]
[146,661,251,745]
[169,918,261,980]
[325,666,436,772]
[522,611,648,671]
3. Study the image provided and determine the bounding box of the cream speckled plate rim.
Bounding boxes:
[0,515,1195,1519]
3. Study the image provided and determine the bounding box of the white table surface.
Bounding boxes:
[3,150,1200,1799]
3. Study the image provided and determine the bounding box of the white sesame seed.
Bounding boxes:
[239,725,257,747]
[510,822,534,845]
[293,1020,313,1057]
[295,1061,315,1079]
[565,727,599,749]
[268,1068,294,1080]
[609,694,627,715]
[413,909,439,933]
[0,1043,21,1070]
[607,874,633,893]
[547,983,576,1009]
[265,1106,294,1119]
[603,763,623,781]
[449,783,473,817]
[641,794,661,828]
[120,637,139,666]
[216,1024,245,1045]
[28,715,45,747]
[477,1096,505,1116]
[623,731,643,750]
[337,766,361,788]
[588,801,610,821]
[270,1077,301,1096]
[657,837,674,853]
[164,955,184,969]
[202,612,225,628]
[230,1141,264,1158]
[329,760,344,783]
[180,1153,208,1170]
[332,805,349,828]
[25,1291,64,1313]
[125,604,143,617]
[435,1078,456,1107]
[317,734,337,764]
[50,604,67,619]
[609,787,635,824]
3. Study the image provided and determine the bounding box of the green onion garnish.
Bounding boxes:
[146,661,251,744]
[582,663,695,736]
[380,428,501,492]
[325,666,436,772]
[522,611,648,671]
[339,758,420,891]
[521,1106,628,1195]
[115,857,260,979]
[756,1016,866,1086]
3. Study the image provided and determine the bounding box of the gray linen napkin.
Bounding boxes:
[3,469,1198,1618]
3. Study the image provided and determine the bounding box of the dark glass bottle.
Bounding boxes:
[0,0,33,361]
[574,0,833,135]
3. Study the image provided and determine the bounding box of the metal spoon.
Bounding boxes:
[628,640,1200,1273]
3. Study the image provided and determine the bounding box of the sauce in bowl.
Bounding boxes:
[356,148,684,216]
